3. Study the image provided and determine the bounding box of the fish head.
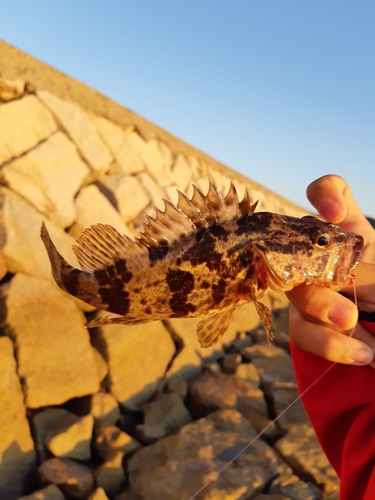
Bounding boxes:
[252,214,364,292]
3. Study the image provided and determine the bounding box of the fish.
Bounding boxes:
[40,180,364,347]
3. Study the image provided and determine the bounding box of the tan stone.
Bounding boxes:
[87,488,109,500]
[90,393,121,427]
[2,132,89,227]
[93,347,109,383]
[90,114,144,175]
[0,76,25,102]
[5,274,100,408]
[96,452,126,497]
[98,174,150,223]
[38,458,94,499]
[166,344,203,380]
[137,171,165,210]
[68,184,132,239]
[94,424,141,460]
[141,139,174,187]
[0,337,37,499]
[170,154,192,191]
[46,414,94,461]
[232,302,262,333]
[37,91,113,176]
[19,484,67,500]
[98,322,175,410]
[0,188,79,280]
[0,94,57,165]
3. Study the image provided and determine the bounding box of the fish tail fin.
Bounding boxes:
[40,222,79,293]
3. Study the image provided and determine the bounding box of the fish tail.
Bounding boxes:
[40,222,81,295]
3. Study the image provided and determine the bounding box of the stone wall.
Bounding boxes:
[0,41,338,500]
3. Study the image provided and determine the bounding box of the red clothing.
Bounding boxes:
[291,319,375,500]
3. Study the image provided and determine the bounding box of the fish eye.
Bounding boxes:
[312,233,331,247]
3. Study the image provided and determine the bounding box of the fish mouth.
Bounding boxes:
[331,233,364,288]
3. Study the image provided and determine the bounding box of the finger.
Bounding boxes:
[286,284,358,331]
[307,175,375,250]
[289,305,374,366]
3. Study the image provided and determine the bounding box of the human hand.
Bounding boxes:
[286,174,375,366]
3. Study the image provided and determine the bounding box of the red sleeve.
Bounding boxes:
[290,320,375,500]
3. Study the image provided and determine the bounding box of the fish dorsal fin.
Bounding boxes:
[73,224,144,272]
[139,180,258,248]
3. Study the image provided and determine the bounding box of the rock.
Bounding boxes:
[140,139,174,188]
[274,423,339,494]
[170,154,193,191]
[125,409,290,500]
[137,172,165,210]
[241,344,296,387]
[136,393,192,442]
[92,347,109,383]
[0,94,57,165]
[87,488,109,500]
[97,322,175,410]
[166,344,203,381]
[46,414,94,461]
[90,115,144,175]
[94,424,141,460]
[4,274,100,408]
[68,184,132,239]
[0,188,79,280]
[37,91,113,176]
[90,393,121,427]
[231,302,262,333]
[96,452,126,498]
[2,132,89,227]
[19,484,67,500]
[98,174,149,223]
[222,353,242,374]
[39,458,94,499]
[0,252,7,280]
[0,337,37,500]
[0,76,26,102]
[188,370,237,419]
[235,362,261,386]
[273,386,311,428]
[165,377,188,398]
[269,472,321,499]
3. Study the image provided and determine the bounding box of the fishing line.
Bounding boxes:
[188,278,358,500]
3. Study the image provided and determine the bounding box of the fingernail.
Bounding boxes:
[350,347,373,365]
[319,200,343,222]
[328,305,353,328]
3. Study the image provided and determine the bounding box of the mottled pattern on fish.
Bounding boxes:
[41,181,364,347]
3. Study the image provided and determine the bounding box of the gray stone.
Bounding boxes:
[19,484,67,500]
[39,458,94,499]
[137,393,192,442]
[222,353,242,374]
[68,184,132,240]
[165,377,188,398]
[0,337,37,500]
[125,409,290,500]
[4,274,100,408]
[0,95,57,165]
[37,91,113,176]
[269,473,321,500]
[2,132,89,227]
[98,322,175,410]
[274,423,339,495]
[235,362,261,386]
[96,452,126,498]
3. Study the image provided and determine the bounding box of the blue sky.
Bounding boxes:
[1,1,374,217]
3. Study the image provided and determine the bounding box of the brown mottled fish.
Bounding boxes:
[41,181,364,347]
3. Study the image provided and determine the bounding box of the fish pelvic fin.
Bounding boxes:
[248,288,274,344]
[197,308,235,348]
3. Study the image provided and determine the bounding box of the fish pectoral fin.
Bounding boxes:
[249,289,274,344]
[87,313,149,328]
[197,309,235,348]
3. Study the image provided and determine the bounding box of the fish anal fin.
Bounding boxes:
[197,309,234,348]
[87,313,149,328]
